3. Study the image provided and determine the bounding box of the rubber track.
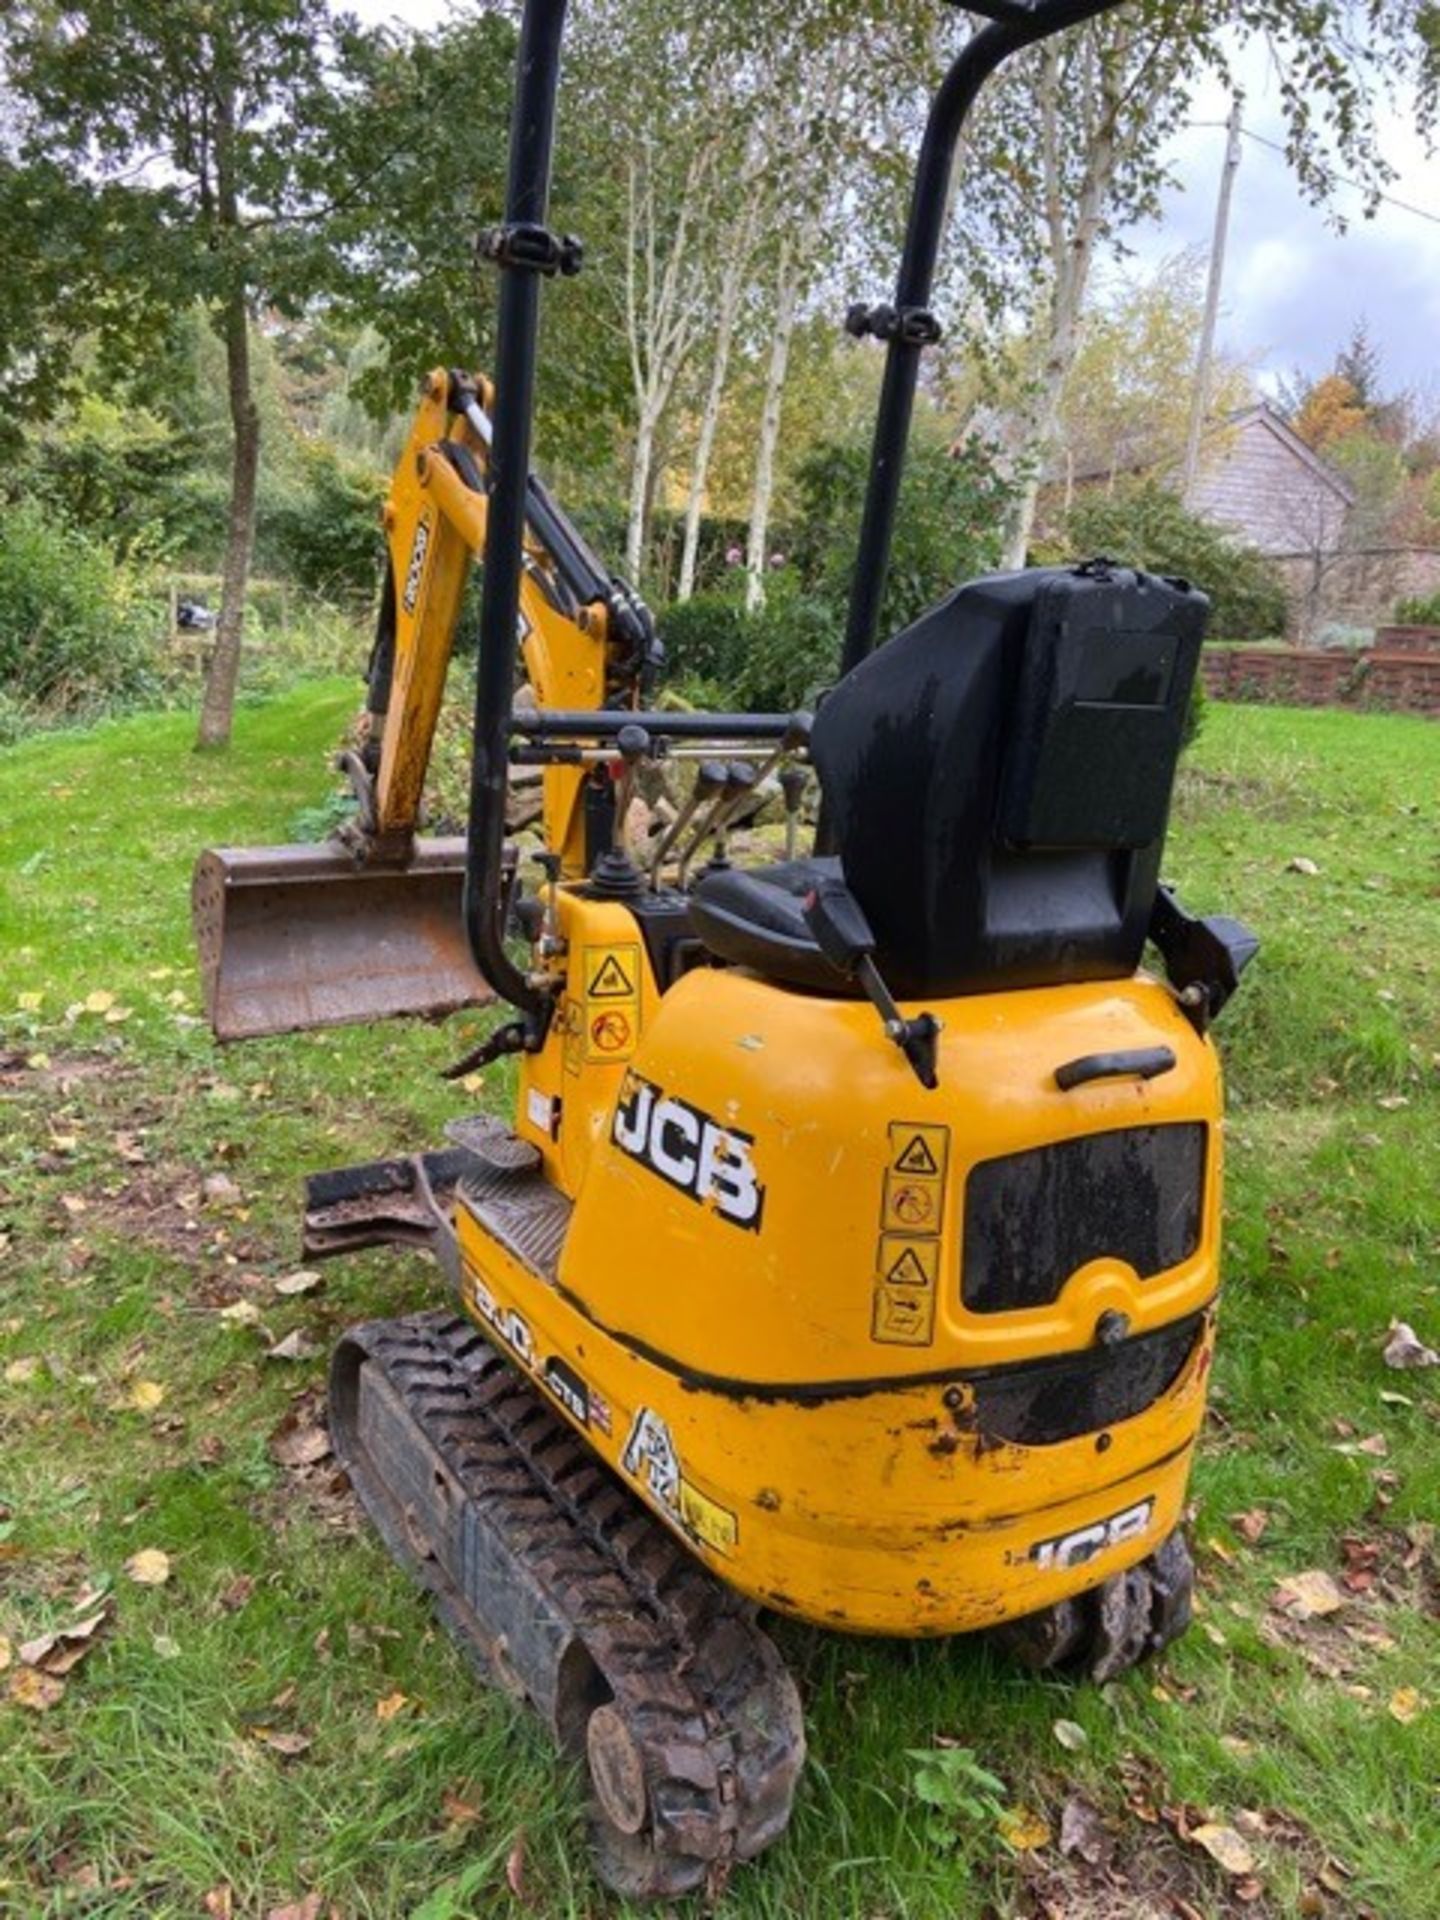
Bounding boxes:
[331,1311,803,1897]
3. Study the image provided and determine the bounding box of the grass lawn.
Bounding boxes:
[1,686,1437,1919]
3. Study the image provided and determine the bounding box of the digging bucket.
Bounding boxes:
[193,837,493,1041]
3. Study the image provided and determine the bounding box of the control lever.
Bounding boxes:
[779,764,808,862]
[803,878,940,1090]
[701,761,758,874]
[649,757,724,890]
[676,758,739,890]
[612,723,651,856]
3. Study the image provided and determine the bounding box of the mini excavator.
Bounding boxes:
[194,0,1259,1895]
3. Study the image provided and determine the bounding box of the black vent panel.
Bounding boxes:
[971,1314,1204,1446]
[962,1123,1206,1315]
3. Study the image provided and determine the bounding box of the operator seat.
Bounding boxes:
[689,562,1210,1000]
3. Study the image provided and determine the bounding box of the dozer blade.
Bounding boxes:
[193,837,493,1041]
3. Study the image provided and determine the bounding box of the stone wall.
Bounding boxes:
[1202,637,1440,717]
[1272,547,1440,640]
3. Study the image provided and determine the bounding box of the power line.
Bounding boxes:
[1186,119,1440,230]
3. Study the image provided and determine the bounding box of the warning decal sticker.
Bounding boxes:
[582,944,641,1063]
[873,1121,950,1346]
[587,950,635,999]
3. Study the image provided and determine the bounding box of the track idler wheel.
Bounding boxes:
[993,1531,1195,1683]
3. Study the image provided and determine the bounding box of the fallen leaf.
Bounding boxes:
[19,1607,109,1676]
[1052,1717,1088,1753]
[218,1299,262,1326]
[267,1329,320,1362]
[1058,1794,1110,1866]
[203,1887,234,1919]
[273,1270,323,1297]
[129,1380,165,1412]
[1271,1570,1344,1620]
[152,1634,181,1660]
[375,1690,409,1723]
[1376,1094,1409,1112]
[83,989,116,1014]
[1191,1823,1257,1875]
[124,1548,172,1586]
[16,991,43,1012]
[256,1728,312,1758]
[218,1574,255,1612]
[4,1356,39,1384]
[1231,1507,1269,1545]
[998,1806,1051,1851]
[1285,856,1320,876]
[1383,1321,1438,1370]
[8,1666,65,1712]
[505,1832,529,1903]
[202,1173,243,1204]
[0,1635,10,1672]
[442,1785,482,1830]
[1388,1686,1424,1724]
[103,1005,133,1025]
[270,1422,332,1469]
[265,1896,324,1920]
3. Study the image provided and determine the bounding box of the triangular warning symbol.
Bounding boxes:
[588,952,634,999]
[885,1247,931,1288]
[894,1133,939,1176]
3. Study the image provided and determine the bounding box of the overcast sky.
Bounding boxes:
[351,2,1440,401]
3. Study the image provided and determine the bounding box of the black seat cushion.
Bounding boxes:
[690,564,1209,1000]
[689,857,857,993]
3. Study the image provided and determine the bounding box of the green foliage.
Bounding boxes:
[789,433,1016,636]
[0,500,158,721]
[1061,480,1289,642]
[906,1746,1009,1849]
[1393,592,1440,626]
[657,582,839,712]
[264,442,386,604]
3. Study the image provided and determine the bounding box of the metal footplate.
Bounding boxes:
[991,1530,1195,1683]
[329,1311,804,1898]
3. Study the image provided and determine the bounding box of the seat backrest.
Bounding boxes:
[810,562,1209,998]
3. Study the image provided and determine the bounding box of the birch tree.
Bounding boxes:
[944,1,1439,567]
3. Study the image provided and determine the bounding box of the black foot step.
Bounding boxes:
[444,1112,543,1176]
[329,1311,804,1899]
[458,1159,571,1284]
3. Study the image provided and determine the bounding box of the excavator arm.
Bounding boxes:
[193,368,656,1040]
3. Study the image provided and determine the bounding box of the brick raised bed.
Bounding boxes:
[1202,636,1440,718]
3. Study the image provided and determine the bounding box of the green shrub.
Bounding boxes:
[654,592,750,694]
[732,585,840,712]
[1062,480,1288,641]
[1393,592,1440,626]
[789,433,1015,634]
[0,501,159,720]
[264,443,386,604]
[657,581,841,714]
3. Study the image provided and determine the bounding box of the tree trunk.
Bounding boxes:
[624,400,660,584]
[677,207,755,602]
[744,236,799,614]
[197,86,259,752]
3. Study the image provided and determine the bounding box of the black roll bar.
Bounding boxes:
[471,0,1126,1029]
[466,0,569,1039]
[839,0,1127,677]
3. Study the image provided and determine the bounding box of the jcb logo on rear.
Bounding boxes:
[612,1075,764,1229]
[1030,1498,1153,1571]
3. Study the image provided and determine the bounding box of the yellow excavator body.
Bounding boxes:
[453,883,1222,1636]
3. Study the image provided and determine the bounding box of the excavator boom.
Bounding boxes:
[197,370,654,1040]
